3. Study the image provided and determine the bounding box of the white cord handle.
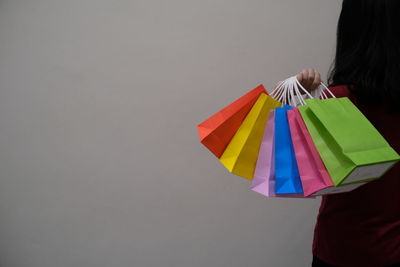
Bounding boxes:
[270,76,335,106]
[318,82,336,99]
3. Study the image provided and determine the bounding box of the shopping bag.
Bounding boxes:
[287,107,333,196]
[274,105,304,194]
[197,85,266,158]
[251,110,309,198]
[288,107,366,195]
[298,97,400,186]
[219,93,281,180]
[250,110,276,196]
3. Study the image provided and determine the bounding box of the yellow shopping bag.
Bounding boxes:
[219,93,282,180]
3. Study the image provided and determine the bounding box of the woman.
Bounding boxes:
[296,0,400,266]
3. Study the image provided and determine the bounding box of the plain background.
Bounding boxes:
[0,0,342,266]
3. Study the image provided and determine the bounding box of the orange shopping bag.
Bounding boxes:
[197,85,267,158]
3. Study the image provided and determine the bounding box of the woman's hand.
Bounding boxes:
[296,68,321,92]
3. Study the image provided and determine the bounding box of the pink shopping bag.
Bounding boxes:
[251,110,308,198]
[287,108,333,196]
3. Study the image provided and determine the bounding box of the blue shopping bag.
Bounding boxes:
[274,105,304,194]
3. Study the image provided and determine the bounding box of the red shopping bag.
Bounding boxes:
[197,85,267,158]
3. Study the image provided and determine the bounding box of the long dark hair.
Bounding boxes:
[328,0,400,109]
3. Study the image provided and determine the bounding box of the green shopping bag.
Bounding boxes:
[298,97,400,186]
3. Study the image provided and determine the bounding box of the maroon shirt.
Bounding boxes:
[312,85,400,266]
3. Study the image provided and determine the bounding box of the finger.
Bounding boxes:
[305,68,315,89]
[296,72,303,83]
[311,71,321,91]
[301,69,309,88]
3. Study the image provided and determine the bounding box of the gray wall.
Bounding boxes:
[0,0,341,266]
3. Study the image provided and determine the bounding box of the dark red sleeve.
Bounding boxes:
[312,84,400,266]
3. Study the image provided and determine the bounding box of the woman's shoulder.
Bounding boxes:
[327,84,351,98]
